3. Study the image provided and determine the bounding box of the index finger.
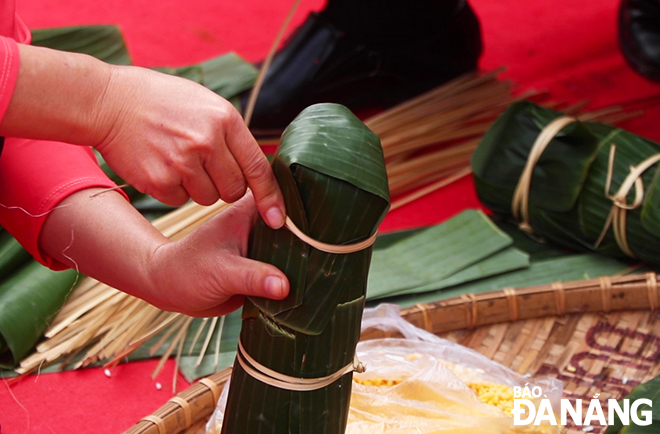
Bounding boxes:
[224,110,286,229]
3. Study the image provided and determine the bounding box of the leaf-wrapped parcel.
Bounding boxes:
[471,100,660,265]
[220,103,390,433]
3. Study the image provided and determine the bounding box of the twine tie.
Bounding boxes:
[284,216,377,254]
[236,339,365,391]
[594,146,660,258]
[511,116,577,234]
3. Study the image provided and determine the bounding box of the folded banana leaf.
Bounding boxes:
[31,25,132,65]
[221,104,389,433]
[366,209,521,300]
[0,262,78,368]
[472,100,660,266]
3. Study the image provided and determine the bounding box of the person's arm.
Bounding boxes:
[0,43,285,229]
[38,189,288,318]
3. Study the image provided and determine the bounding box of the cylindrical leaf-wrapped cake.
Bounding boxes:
[221,103,390,433]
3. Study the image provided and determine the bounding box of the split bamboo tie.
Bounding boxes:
[511,116,577,234]
[595,145,660,258]
[236,339,365,391]
[284,216,377,254]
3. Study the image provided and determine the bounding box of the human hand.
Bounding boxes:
[93,65,285,229]
[143,192,289,317]
[1,45,284,227]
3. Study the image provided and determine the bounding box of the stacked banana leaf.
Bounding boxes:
[221,104,390,433]
[472,100,660,266]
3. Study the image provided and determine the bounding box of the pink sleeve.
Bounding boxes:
[0,137,129,270]
[0,36,19,123]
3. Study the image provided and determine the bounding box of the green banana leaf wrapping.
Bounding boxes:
[221,104,390,433]
[472,100,660,265]
[0,262,78,367]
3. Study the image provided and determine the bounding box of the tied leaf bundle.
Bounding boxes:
[472,100,660,266]
[221,104,390,433]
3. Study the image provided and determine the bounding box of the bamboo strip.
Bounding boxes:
[364,69,506,128]
[103,312,181,368]
[96,306,162,361]
[187,318,209,356]
[54,277,100,313]
[373,85,511,142]
[390,168,472,211]
[18,294,125,373]
[152,317,194,380]
[149,316,188,357]
[152,202,206,231]
[388,153,472,187]
[40,290,126,346]
[45,286,123,337]
[53,282,109,323]
[195,316,219,368]
[390,163,471,197]
[161,202,229,240]
[386,139,479,178]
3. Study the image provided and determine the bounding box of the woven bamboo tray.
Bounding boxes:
[123,272,660,434]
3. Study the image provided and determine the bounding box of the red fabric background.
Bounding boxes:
[2,0,660,432]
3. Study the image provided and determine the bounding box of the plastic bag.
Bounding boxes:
[208,304,563,434]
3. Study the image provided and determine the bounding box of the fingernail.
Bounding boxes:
[265,276,285,299]
[265,207,285,228]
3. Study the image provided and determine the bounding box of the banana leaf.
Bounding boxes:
[382,246,529,298]
[389,252,631,308]
[472,101,660,267]
[221,104,389,434]
[366,209,520,299]
[0,262,78,368]
[153,53,258,103]
[0,230,31,281]
[31,25,132,65]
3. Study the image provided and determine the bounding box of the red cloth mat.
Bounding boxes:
[2,0,660,432]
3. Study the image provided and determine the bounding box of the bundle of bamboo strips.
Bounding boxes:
[16,69,641,380]
[370,70,641,208]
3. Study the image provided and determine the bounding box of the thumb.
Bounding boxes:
[221,255,290,301]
